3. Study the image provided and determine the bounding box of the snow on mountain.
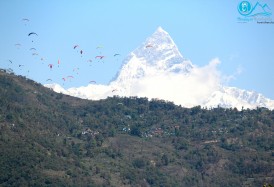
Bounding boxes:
[109,26,193,96]
[44,27,274,110]
[204,87,274,109]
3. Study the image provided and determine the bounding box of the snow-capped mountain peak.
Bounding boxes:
[110,27,194,96]
[45,27,274,110]
[132,26,188,68]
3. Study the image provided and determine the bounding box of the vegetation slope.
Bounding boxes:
[0,69,273,187]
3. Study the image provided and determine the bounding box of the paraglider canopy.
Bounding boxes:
[95,56,105,59]
[28,32,38,36]
[28,32,38,42]
[48,64,53,70]
[96,45,103,49]
[22,18,29,25]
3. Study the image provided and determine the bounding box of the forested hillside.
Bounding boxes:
[0,69,273,187]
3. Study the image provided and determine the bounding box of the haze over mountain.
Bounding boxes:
[45,27,274,110]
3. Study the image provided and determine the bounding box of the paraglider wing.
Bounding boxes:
[48,64,53,69]
[146,44,153,48]
[95,56,105,59]
[96,46,103,49]
[114,53,120,56]
[28,32,38,36]
[46,79,52,82]
[73,45,79,49]
[89,80,96,84]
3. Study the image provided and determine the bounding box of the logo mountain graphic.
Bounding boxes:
[238,1,272,17]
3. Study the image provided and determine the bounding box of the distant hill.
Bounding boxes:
[0,69,273,187]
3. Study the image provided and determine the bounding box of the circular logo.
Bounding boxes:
[238,1,253,16]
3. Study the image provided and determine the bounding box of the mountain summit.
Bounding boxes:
[110,27,194,96]
[45,27,274,109]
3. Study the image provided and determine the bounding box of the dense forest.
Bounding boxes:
[0,69,273,187]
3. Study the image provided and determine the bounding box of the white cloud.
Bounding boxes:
[44,58,274,109]
[222,64,244,83]
[46,58,248,108]
[129,58,221,107]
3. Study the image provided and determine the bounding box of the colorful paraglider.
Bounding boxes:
[58,59,61,67]
[48,64,53,70]
[95,56,105,59]
[73,68,79,73]
[22,18,29,25]
[146,44,153,48]
[67,76,74,81]
[28,32,38,36]
[28,32,38,42]
[89,80,96,84]
[73,68,79,75]
[96,46,103,49]
[22,18,29,21]
[15,43,21,48]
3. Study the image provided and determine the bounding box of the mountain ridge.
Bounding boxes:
[1,68,273,186]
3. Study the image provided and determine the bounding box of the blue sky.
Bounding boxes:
[1,0,274,99]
